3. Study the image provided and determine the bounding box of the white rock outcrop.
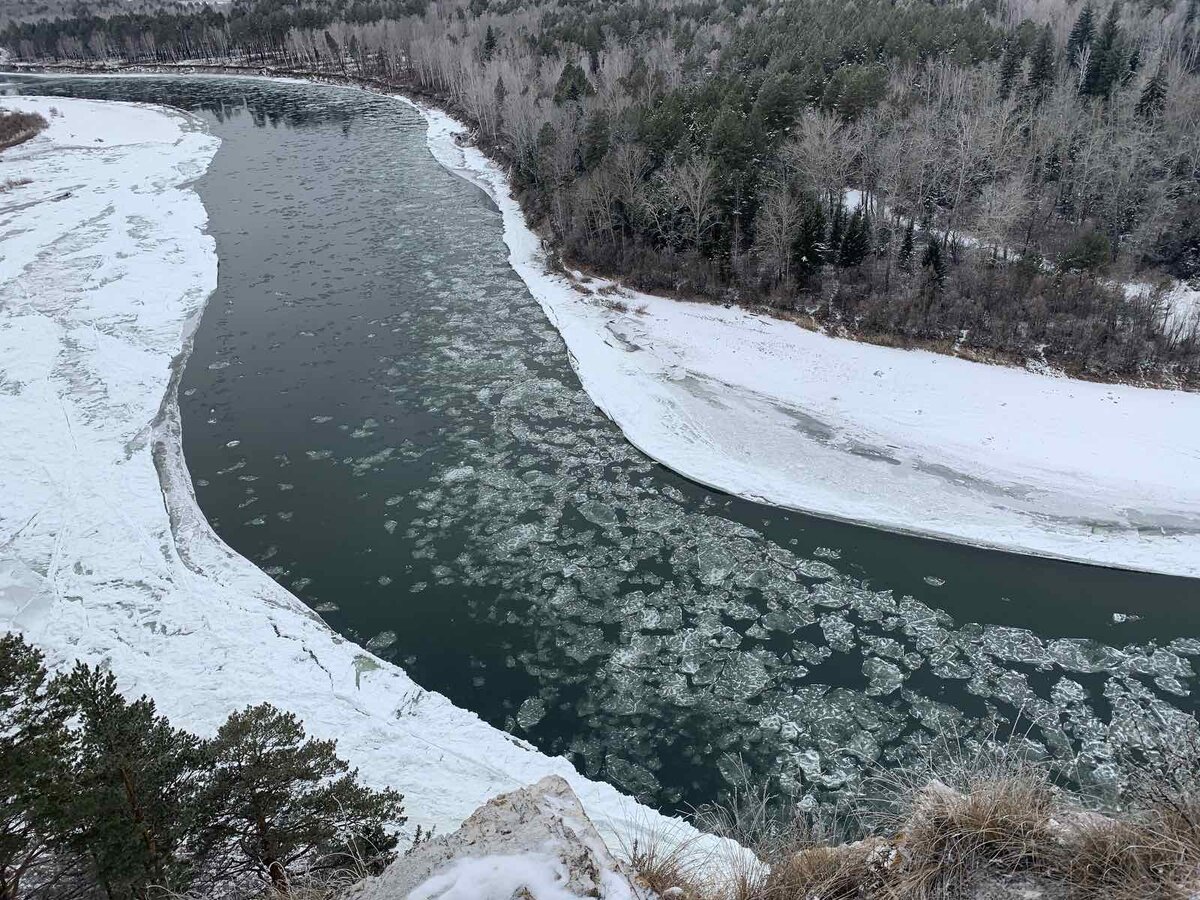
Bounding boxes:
[349,776,648,899]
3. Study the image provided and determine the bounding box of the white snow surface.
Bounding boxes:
[406,99,1200,579]
[1162,281,1200,336]
[0,95,714,853]
[408,854,604,900]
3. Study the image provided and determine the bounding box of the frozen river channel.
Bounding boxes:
[8,74,1199,812]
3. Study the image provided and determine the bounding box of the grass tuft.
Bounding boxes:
[1054,816,1190,900]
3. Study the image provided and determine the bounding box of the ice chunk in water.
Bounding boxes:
[820,614,856,653]
[982,626,1051,668]
[1048,639,1127,673]
[578,500,619,527]
[516,696,546,730]
[365,630,397,652]
[863,658,905,696]
[697,545,736,585]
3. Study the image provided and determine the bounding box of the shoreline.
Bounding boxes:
[0,91,725,859]
[10,65,1197,579]
[398,95,1200,582]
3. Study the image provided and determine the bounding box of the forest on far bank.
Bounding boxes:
[6,0,1200,384]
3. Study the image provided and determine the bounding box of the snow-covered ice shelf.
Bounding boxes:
[0,95,710,851]
[409,100,1200,580]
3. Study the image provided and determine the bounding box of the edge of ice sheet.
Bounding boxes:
[400,97,1200,580]
[0,94,724,857]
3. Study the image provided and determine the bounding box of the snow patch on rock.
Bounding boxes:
[349,776,646,900]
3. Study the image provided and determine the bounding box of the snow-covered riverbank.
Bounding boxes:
[409,101,1200,580]
[0,94,713,854]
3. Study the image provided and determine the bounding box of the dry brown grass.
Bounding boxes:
[854,726,1063,899]
[625,724,1200,900]
[759,841,884,900]
[883,776,1056,899]
[627,832,721,900]
[1052,816,1189,900]
[0,108,48,151]
[1158,802,1200,865]
[621,772,773,899]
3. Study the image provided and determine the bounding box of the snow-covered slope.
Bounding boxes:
[0,95,716,853]
[407,100,1200,580]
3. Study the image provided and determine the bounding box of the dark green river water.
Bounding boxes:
[7,74,1199,812]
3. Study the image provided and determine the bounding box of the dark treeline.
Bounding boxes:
[6,0,1200,382]
[0,0,209,28]
[0,633,404,900]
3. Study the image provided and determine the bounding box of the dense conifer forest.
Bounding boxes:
[5,0,1200,382]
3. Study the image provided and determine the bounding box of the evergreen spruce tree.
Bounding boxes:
[52,664,205,900]
[1066,3,1096,66]
[897,220,916,272]
[752,73,800,138]
[1081,3,1124,97]
[553,61,594,105]
[0,634,75,900]
[1059,229,1112,272]
[838,207,870,267]
[1026,25,1057,101]
[481,24,496,61]
[827,200,847,259]
[534,121,557,184]
[1125,48,1140,84]
[196,704,404,894]
[493,75,507,134]
[580,109,610,171]
[921,238,947,285]
[1135,58,1168,120]
[997,39,1025,100]
[792,195,827,283]
[323,30,342,73]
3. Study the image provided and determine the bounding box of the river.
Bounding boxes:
[6,74,1199,812]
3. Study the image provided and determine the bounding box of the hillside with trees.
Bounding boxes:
[5,0,1200,383]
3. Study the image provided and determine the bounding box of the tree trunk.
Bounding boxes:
[257,814,288,895]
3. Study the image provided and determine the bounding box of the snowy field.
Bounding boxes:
[0,95,715,853]
[409,101,1200,580]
